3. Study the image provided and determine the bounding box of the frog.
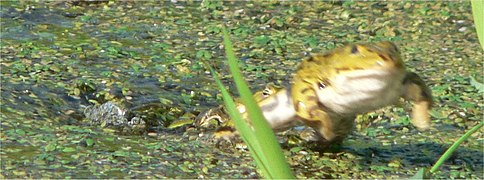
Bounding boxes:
[201,41,433,147]
[195,83,285,131]
[288,41,432,146]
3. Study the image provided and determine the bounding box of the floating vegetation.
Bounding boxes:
[0,1,482,178]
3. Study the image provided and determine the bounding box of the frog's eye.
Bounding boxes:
[317,79,331,89]
[262,89,272,97]
[351,45,360,54]
[318,81,327,89]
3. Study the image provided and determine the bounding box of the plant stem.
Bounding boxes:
[429,122,483,173]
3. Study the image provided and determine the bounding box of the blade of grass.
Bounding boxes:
[429,122,483,173]
[221,26,295,178]
[412,122,482,178]
[206,64,270,177]
[471,0,483,50]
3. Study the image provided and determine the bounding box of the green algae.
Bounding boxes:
[0,1,482,178]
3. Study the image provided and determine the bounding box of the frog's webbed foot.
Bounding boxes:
[402,72,433,130]
[299,126,335,149]
[298,109,355,149]
[296,125,347,152]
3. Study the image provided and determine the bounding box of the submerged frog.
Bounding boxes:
[202,41,433,147]
[195,83,284,131]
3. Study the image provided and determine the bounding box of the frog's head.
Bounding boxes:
[238,83,283,114]
[343,41,404,70]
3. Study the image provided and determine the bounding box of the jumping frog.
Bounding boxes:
[202,41,433,147]
[288,41,432,145]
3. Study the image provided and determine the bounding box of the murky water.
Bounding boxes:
[1,1,482,178]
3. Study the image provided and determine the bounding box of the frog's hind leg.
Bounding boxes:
[402,72,433,130]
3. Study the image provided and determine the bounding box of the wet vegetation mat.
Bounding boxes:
[1,1,482,178]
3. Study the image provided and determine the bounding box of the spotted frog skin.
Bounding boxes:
[289,41,432,145]
[201,41,433,146]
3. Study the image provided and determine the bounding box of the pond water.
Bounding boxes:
[1,1,482,178]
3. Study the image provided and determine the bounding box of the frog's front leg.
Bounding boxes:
[402,72,433,130]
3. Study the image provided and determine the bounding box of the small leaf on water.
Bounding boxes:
[114,150,128,157]
[429,110,446,119]
[469,76,484,93]
[410,168,429,179]
[290,146,304,153]
[62,147,76,153]
[168,119,194,129]
[85,138,95,147]
[254,35,271,46]
[15,129,26,135]
[45,143,57,152]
